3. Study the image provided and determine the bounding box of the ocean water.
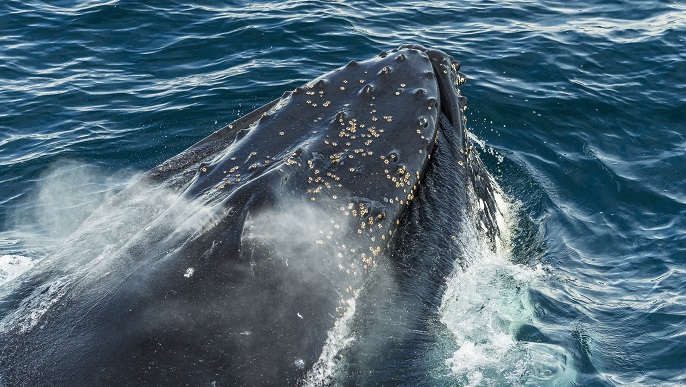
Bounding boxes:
[1,0,685,385]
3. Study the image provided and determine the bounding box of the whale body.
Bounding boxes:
[0,45,503,385]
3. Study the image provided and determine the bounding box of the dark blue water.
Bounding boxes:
[1,0,685,385]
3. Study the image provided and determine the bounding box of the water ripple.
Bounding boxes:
[1,0,686,384]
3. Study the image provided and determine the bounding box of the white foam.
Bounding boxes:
[0,255,35,286]
[440,253,545,384]
[438,180,575,385]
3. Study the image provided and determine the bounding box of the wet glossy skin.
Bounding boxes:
[156,45,466,233]
[154,45,470,265]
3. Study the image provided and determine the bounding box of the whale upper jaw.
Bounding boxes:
[149,44,472,238]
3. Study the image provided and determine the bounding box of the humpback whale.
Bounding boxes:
[0,45,503,385]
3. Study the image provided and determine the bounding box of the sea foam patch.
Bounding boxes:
[0,255,34,287]
[438,181,575,386]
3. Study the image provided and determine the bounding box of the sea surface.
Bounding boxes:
[1,0,685,385]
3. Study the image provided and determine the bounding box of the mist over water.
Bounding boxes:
[0,162,218,334]
[0,162,127,290]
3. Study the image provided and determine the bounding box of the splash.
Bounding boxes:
[1,161,128,323]
[0,161,217,334]
[6,161,130,246]
[302,297,357,386]
[438,178,575,386]
[0,255,34,287]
